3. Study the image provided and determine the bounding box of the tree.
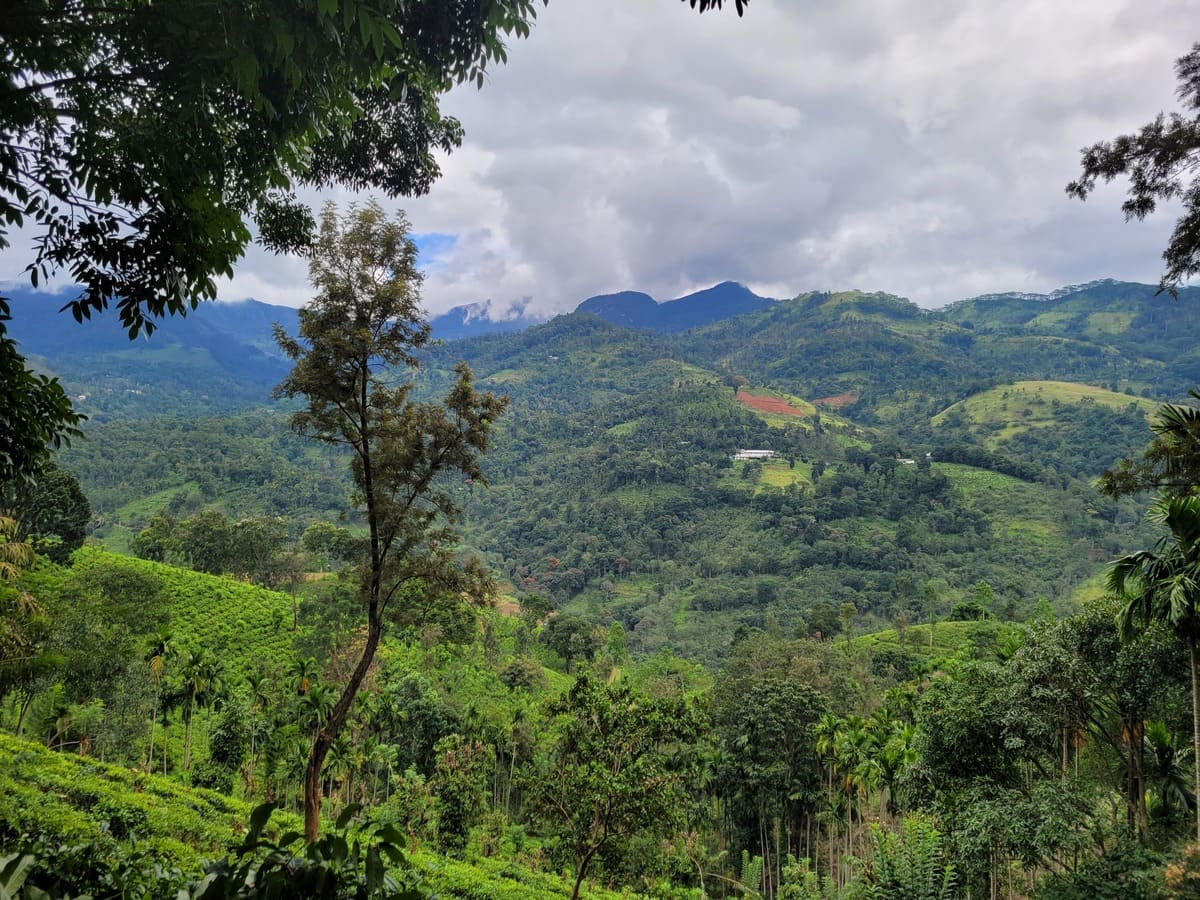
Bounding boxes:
[302,521,360,572]
[539,613,598,673]
[718,676,827,895]
[229,516,288,584]
[1109,494,1200,841]
[130,513,179,564]
[176,646,225,774]
[144,627,174,774]
[1101,389,1200,498]
[0,515,33,580]
[274,200,505,842]
[1,462,91,564]
[1144,720,1195,826]
[1067,42,1200,294]
[0,318,82,484]
[1062,601,1185,838]
[176,509,234,575]
[431,734,494,850]
[528,675,703,900]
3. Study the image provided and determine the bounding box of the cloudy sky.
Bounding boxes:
[4,0,1194,317]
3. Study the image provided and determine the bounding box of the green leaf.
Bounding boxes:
[335,802,362,830]
[0,852,37,898]
[365,845,383,894]
[242,801,280,850]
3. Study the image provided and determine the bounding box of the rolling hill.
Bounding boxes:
[20,277,1198,663]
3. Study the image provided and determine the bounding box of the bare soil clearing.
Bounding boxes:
[736,391,810,417]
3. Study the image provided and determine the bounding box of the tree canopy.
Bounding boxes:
[0,462,91,564]
[1,0,547,332]
[1068,42,1200,294]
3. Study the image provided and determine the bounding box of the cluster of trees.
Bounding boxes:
[4,376,1200,900]
[5,1,1200,894]
[0,462,91,564]
[129,509,359,587]
[61,409,352,525]
[8,532,1200,898]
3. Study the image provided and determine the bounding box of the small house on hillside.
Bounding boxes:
[733,449,777,461]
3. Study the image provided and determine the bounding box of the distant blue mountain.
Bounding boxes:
[430,281,781,342]
[4,289,299,384]
[0,280,778,415]
[574,281,778,333]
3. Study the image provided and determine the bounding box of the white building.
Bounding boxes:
[733,449,778,461]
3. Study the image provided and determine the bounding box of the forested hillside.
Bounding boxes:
[42,283,1184,662]
[6,278,1200,897]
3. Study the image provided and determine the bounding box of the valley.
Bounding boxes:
[2,277,1199,897]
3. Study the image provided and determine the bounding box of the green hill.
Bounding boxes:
[932,380,1156,441]
[929,381,1161,482]
[0,732,639,899]
[32,279,1192,669]
[69,549,297,681]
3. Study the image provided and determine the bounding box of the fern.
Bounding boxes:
[863,814,956,900]
[740,849,764,898]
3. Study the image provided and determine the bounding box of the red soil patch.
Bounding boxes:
[814,391,860,409]
[736,391,809,417]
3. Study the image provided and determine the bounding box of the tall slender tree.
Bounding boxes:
[274,199,505,842]
[177,646,225,774]
[145,628,174,773]
[1109,495,1200,841]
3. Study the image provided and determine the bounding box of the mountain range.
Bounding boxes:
[6,277,1200,420]
[46,274,1200,663]
[429,279,778,339]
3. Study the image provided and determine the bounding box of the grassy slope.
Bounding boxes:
[850,619,1023,665]
[931,380,1156,442]
[72,548,297,681]
[935,461,1065,550]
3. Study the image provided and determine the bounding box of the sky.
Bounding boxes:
[3,0,1195,318]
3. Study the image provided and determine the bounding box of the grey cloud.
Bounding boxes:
[417,0,1186,313]
[4,0,1187,315]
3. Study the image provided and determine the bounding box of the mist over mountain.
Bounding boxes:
[428,280,778,339]
[428,297,549,341]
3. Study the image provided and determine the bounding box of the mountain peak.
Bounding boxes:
[574,282,776,333]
